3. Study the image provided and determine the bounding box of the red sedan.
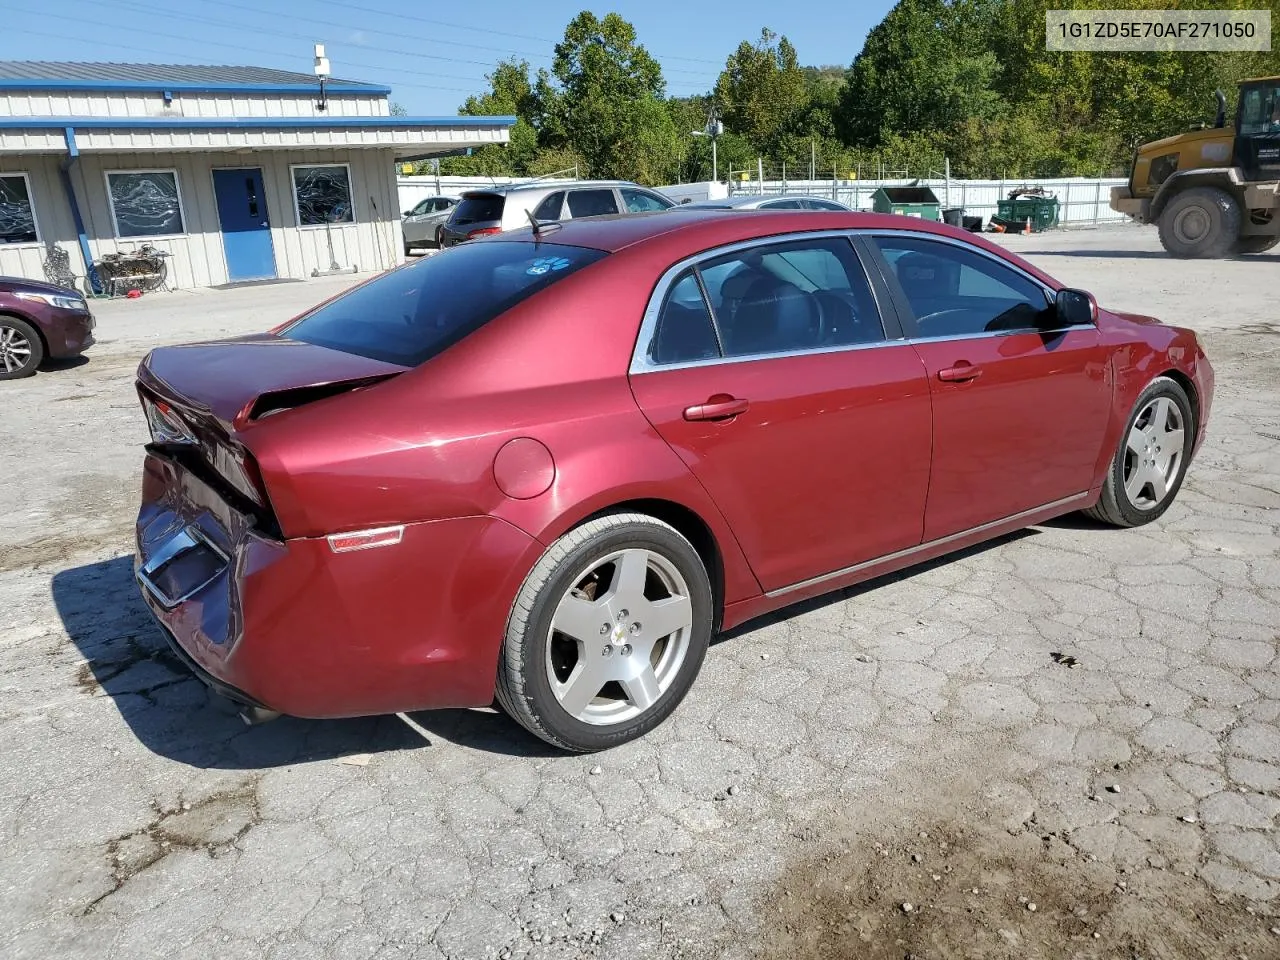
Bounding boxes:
[133,210,1213,752]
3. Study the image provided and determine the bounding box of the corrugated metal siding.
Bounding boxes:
[0,148,404,289]
[1,91,389,119]
[0,154,75,281]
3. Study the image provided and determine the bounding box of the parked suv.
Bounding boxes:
[439,180,675,247]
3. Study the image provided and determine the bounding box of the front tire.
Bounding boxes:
[496,513,713,752]
[1085,376,1194,527]
[0,315,44,380]
[1157,187,1240,258]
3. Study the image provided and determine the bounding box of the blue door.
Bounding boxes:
[213,168,277,282]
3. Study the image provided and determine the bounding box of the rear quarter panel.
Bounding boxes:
[241,249,765,606]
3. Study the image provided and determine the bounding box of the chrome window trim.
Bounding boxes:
[629,229,900,375]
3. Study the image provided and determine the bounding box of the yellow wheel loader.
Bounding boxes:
[1111,77,1280,257]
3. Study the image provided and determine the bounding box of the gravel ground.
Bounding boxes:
[2,227,1279,960]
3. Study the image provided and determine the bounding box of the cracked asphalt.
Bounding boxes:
[3,228,1279,959]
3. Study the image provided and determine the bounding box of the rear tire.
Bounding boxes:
[1157,187,1240,258]
[0,315,43,380]
[1234,235,1279,255]
[496,513,713,753]
[1085,376,1194,527]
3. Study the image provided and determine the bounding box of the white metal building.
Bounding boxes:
[0,62,513,290]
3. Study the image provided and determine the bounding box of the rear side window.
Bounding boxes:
[283,241,607,366]
[567,189,620,218]
[533,191,565,220]
[650,270,720,365]
[452,193,504,225]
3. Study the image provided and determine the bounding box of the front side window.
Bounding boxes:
[873,236,1052,338]
[566,189,619,218]
[292,165,354,226]
[620,188,674,213]
[762,199,805,209]
[283,241,606,367]
[0,174,38,244]
[107,170,185,238]
[1239,82,1280,135]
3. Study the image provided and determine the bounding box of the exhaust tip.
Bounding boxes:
[238,705,282,726]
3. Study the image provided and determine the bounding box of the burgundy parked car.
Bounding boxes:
[0,276,96,379]
[133,210,1213,752]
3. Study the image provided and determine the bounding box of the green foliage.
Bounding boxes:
[715,29,809,153]
[439,5,1280,185]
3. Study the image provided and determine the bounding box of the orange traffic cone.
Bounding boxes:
[1022,217,1032,235]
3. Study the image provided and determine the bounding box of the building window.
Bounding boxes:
[0,173,39,245]
[106,170,186,238]
[292,164,355,226]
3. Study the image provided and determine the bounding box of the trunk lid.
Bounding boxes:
[138,333,406,432]
[137,334,407,540]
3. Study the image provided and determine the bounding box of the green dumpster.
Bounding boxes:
[870,186,941,221]
[996,195,1060,232]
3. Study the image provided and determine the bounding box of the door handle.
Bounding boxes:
[683,397,749,421]
[937,363,982,383]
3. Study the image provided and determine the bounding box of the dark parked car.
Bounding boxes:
[133,210,1213,752]
[0,276,95,379]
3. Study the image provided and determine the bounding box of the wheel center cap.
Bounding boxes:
[611,624,627,643]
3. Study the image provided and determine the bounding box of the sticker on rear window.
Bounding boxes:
[526,256,571,276]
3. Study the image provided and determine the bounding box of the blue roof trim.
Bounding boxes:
[0,115,518,130]
[0,78,392,95]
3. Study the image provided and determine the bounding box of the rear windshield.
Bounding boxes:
[282,241,606,366]
[452,193,505,225]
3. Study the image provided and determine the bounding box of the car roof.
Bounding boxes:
[461,180,640,197]
[473,208,1041,270]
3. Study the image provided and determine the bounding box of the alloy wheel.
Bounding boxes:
[544,547,694,725]
[1123,395,1186,510]
[0,325,33,374]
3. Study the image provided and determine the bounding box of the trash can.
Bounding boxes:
[871,186,941,221]
[942,207,963,227]
[995,195,1060,232]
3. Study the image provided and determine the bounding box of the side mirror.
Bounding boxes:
[1055,288,1097,327]
[403,210,413,217]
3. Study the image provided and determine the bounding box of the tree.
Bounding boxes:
[839,0,1001,147]
[715,29,809,154]
[443,59,541,176]
[543,11,676,181]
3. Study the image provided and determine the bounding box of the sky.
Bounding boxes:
[7,0,895,115]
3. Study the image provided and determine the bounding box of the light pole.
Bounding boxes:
[691,104,723,183]
[690,130,718,183]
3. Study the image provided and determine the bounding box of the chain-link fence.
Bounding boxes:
[725,170,1130,227]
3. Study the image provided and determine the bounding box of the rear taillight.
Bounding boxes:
[212,442,270,507]
[142,396,198,446]
[466,227,502,239]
